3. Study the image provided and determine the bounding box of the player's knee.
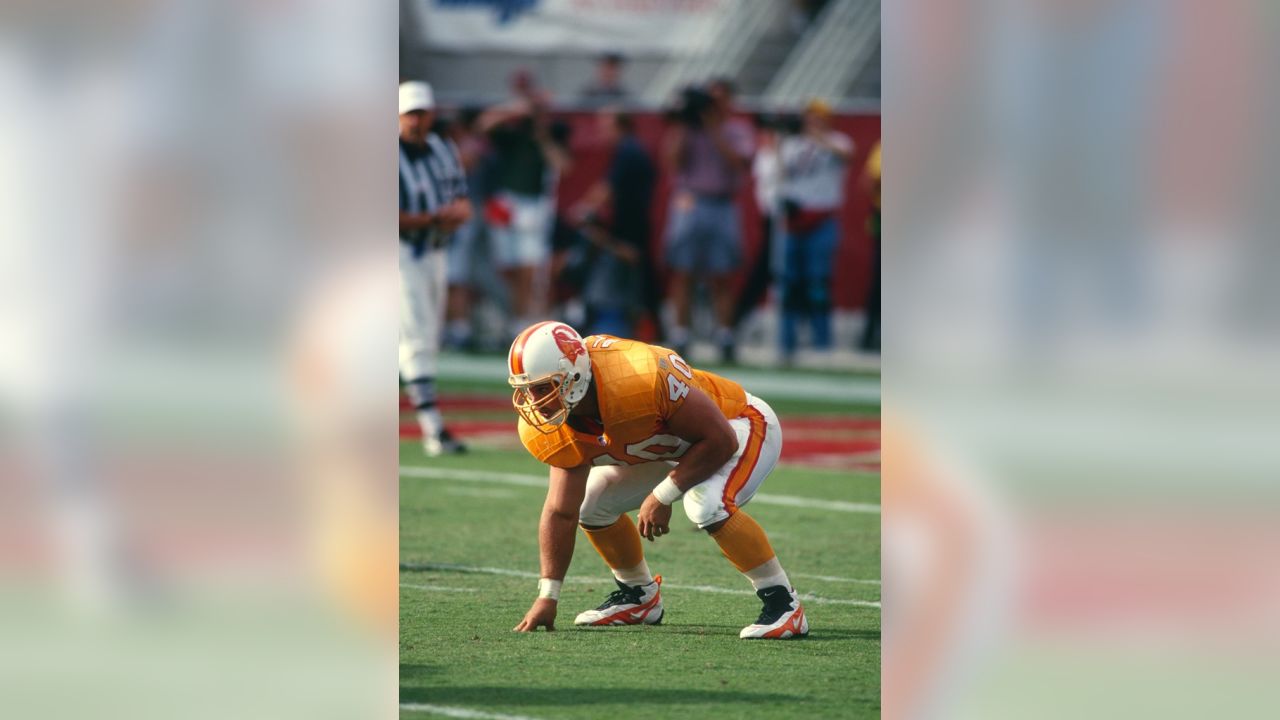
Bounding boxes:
[578,503,619,528]
[701,517,728,534]
[683,498,727,529]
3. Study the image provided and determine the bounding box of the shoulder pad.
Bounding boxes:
[518,421,585,469]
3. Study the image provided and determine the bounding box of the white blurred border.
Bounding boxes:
[886,1,1280,718]
[0,1,397,717]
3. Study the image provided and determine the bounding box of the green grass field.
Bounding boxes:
[400,373,881,719]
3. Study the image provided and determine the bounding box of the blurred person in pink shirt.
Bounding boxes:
[661,78,755,363]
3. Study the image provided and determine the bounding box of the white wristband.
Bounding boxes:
[537,578,562,601]
[652,477,684,505]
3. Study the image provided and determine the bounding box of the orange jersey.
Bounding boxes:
[519,335,748,469]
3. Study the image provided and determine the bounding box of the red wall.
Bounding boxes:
[553,111,881,309]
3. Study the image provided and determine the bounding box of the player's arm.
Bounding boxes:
[534,120,571,175]
[435,198,473,234]
[810,129,854,162]
[663,387,739,491]
[476,100,530,134]
[570,180,610,223]
[514,463,590,632]
[399,211,437,232]
[402,201,469,234]
[452,197,473,223]
[637,388,739,540]
[537,463,589,584]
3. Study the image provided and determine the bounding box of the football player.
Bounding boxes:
[508,321,807,639]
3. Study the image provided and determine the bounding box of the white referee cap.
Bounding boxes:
[399,81,434,114]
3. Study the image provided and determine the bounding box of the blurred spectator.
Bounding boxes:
[399,81,471,456]
[662,78,755,362]
[860,140,881,353]
[579,52,631,106]
[478,70,571,340]
[441,107,490,351]
[570,108,657,336]
[735,114,784,333]
[778,98,854,363]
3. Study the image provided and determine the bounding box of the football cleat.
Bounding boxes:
[739,585,809,639]
[423,429,467,457]
[574,575,664,626]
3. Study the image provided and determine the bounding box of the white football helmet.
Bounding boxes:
[507,321,593,432]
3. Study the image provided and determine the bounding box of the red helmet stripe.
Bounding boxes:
[509,321,552,375]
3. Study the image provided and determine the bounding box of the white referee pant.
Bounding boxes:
[399,241,447,380]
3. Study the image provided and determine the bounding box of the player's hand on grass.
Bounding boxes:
[513,598,558,632]
[637,494,673,541]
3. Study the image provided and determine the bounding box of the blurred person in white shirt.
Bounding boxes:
[777,99,854,363]
[733,114,783,339]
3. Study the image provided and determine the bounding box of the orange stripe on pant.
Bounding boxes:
[721,405,767,514]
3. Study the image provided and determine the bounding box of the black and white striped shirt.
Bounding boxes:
[399,133,468,250]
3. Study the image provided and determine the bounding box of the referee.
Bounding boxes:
[400,81,472,456]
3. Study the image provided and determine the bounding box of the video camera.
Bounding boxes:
[664,85,716,129]
[752,112,803,135]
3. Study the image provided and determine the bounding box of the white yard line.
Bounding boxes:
[401,466,545,487]
[401,561,881,609]
[399,703,541,720]
[443,486,519,499]
[403,562,539,579]
[793,573,881,585]
[753,493,881,514]
[669,583,881,609]
[400,583,479,593]
[400,466,880,514]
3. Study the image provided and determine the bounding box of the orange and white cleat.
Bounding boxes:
[739,585,809,639]
[574,575,664,626]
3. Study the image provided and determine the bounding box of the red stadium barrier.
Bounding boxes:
[551,111,881,310]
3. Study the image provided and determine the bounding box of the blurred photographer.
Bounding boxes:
[570,109,657,337]
[661,78,755,362]
[778,98,854,363]
[477,69,571,341]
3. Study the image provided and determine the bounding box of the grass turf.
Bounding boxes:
[400,394,880,719]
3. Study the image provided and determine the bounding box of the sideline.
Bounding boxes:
[438,353,880,404]
[401,466,881,514]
